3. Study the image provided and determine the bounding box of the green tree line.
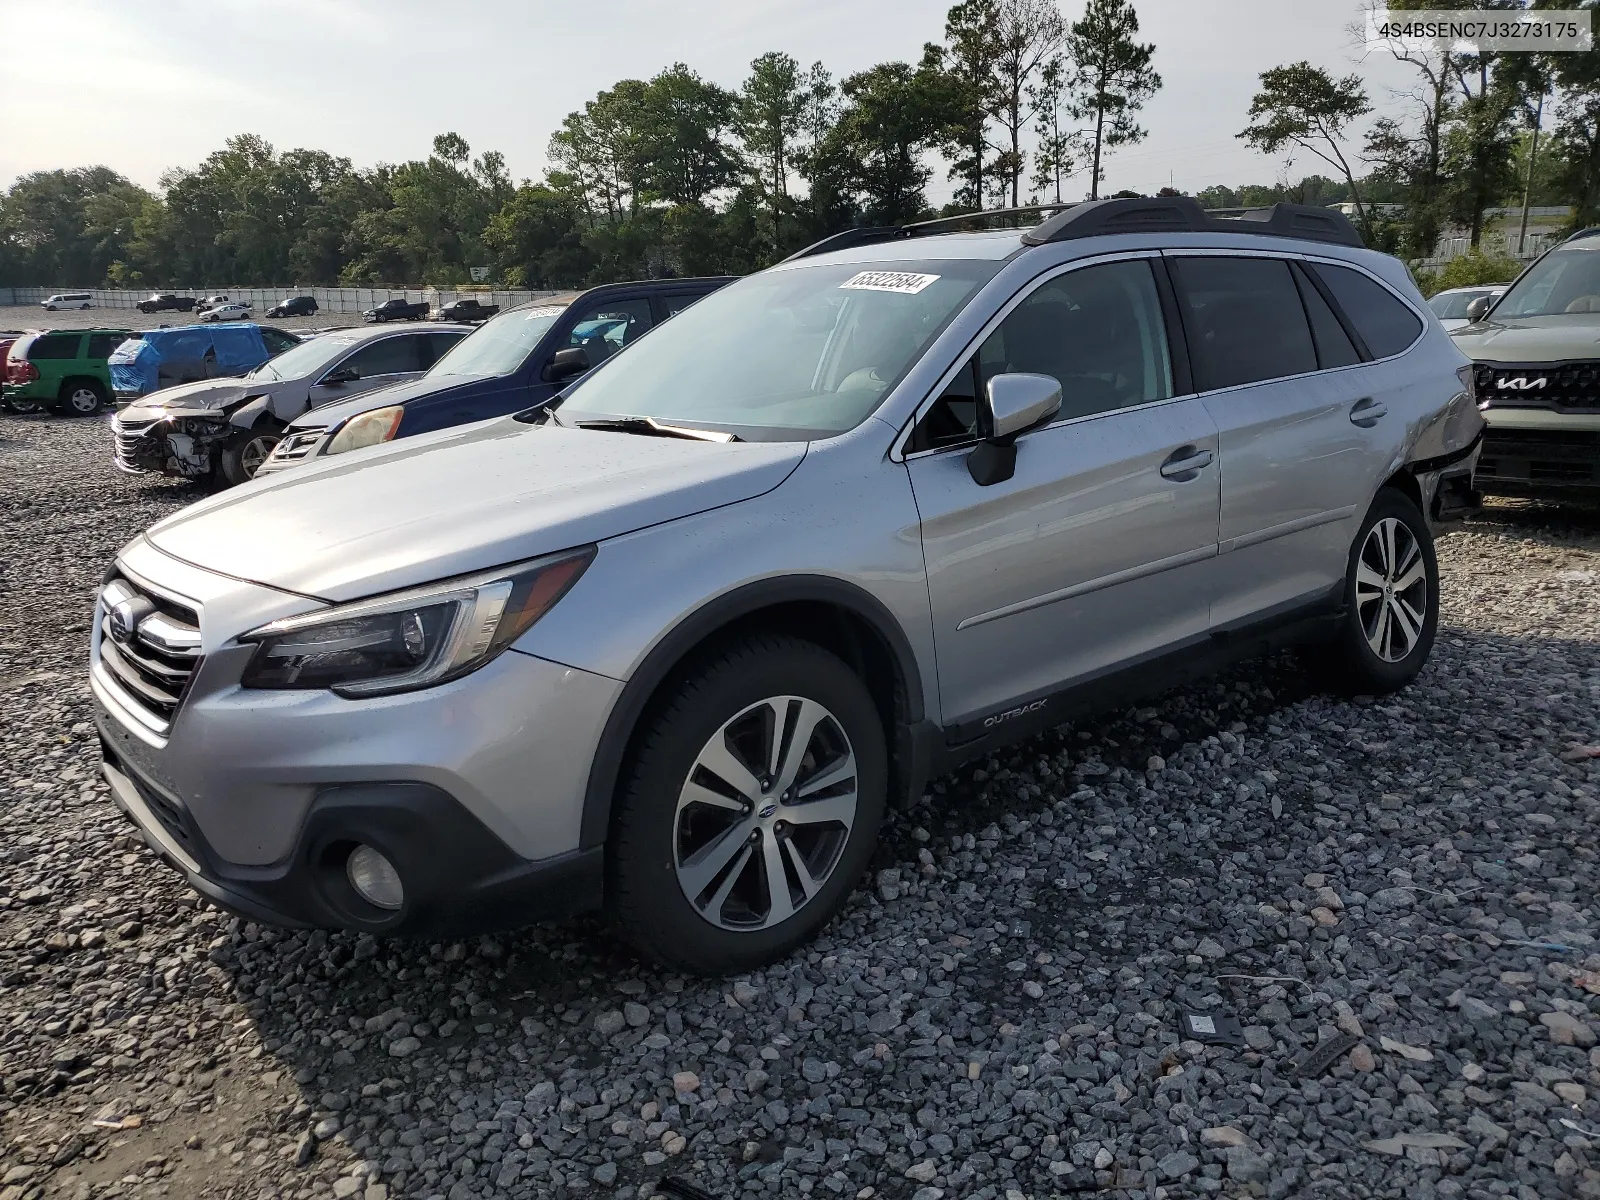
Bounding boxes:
[1,0,1594,290]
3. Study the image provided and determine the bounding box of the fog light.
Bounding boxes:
[346,845,404,910]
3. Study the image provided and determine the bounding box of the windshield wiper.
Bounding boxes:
[575,417,739,442]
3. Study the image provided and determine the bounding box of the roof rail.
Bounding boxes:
[1565,226,1600,243]
[782,197,1365,262]
[782,205,1080,261]
[1022,197,1364,248]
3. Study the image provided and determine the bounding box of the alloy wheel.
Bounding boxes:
[67,387,100,414]
[240,436,277,478]
[1356,516,1428,662]
[674,695,858,931]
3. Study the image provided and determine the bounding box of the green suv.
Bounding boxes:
[2,328,130,416]
[1452,228,1600,495]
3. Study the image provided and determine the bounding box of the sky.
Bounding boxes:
[0,0,1421,203]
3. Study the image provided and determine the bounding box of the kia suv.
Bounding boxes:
[1452,228,1600,495]
[90,198,1480,974]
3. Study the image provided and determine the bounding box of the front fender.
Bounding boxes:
[228,397,277,431]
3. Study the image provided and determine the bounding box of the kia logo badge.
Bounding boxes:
[1496,376,1548,391]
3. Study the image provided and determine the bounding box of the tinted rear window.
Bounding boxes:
[1313,264,1424,359]
[27,334,82,360]
[87,333,125,359]
[1171,257,1317,390]
[1291,264,1360,370]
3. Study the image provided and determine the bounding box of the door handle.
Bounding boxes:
[1349,397,1388,427]
[1160,446,1214,480]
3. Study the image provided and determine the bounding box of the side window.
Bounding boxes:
[27,334,81,361]
[259,328,299,355]
[336,335,424,380]
[86,333,125,359]
[566,298,653,366]
[1172,257,1317,390]
[1312,263,1425,359]
[1290,263,1360,370]
[909,259,1173,452]
[426,332,466,366]
[659,292,708,320]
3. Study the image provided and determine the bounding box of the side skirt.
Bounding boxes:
[930,589,1343,774]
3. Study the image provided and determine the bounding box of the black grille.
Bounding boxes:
[101,738,200,857]
[1478,429,1600,489]
[1476,361,1600,411]
[96,575,202,729]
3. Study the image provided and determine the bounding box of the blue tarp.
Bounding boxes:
[109,323,271,396]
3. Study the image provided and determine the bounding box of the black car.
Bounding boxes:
[266,296,319,318]
[436,298,500,323]
[137,294,198,314]
[363,298,431,323]
[264,277,731,471]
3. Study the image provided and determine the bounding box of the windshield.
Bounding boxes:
[246,335,361,382]
[556,260,998,438]
[427,304,565,378]
[1495,246,1600,317]
[1429,289,1493,320]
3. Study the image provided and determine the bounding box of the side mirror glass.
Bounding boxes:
[1464,296,1492,323]
[968,373,1061,486]
[547,346,591,382]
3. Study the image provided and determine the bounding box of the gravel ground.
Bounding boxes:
[3,412,1600,1200]
[0,304,359,339]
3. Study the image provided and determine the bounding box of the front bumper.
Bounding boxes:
[1477,410,1600,493]
[99,741,603,934]
[88,541,623,932]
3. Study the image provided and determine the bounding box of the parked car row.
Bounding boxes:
[2,322,301,415]
[88,198,1485,974]
[29,292,505,323]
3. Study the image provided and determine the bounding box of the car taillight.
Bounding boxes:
[8,360,38,383]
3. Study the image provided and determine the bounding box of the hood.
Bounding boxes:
[285,374,474,428]
[122,378,257,415]
[141,417,806,601]
[1450,314,1600,364]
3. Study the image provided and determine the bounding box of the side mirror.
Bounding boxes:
[320,367,358,386]
[546,346,591,383]
[1465,296,1492,323]
[968,373,1062,486]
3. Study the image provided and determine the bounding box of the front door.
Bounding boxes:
[906,256,1221,736]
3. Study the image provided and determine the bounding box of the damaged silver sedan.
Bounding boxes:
[111,323,468,486]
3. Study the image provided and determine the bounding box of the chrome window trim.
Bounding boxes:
[891,249,1173,462]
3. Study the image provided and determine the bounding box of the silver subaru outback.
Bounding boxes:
[92,198,1483,974]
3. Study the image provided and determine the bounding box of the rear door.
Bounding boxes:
[906,255,1221,733]
[1169,253,1404,629]
[305,334,431,414]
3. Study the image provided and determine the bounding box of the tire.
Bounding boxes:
[218,426,282,486]
[4,393,44,414]
[1302,488,1439,696]
[44,305,56,311]
[607,635,887,975]
[57,378,107,416]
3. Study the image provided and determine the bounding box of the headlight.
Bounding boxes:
[326,406,404,456]
[238,548,595,696]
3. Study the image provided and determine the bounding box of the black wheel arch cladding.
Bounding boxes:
[578,575,926,850]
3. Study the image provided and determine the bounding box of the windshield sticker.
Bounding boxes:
[839,271,941,295]
[523,306,566,320]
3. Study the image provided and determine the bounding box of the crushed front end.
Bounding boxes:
[112,407,231,478]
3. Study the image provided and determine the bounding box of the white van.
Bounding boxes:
[42,293,93,311]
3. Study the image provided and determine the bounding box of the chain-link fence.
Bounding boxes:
[0,286,565,314]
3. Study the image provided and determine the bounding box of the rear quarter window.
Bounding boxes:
[86,334,125,359]
[27,334,82,360]
[1312,263,1425,359]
